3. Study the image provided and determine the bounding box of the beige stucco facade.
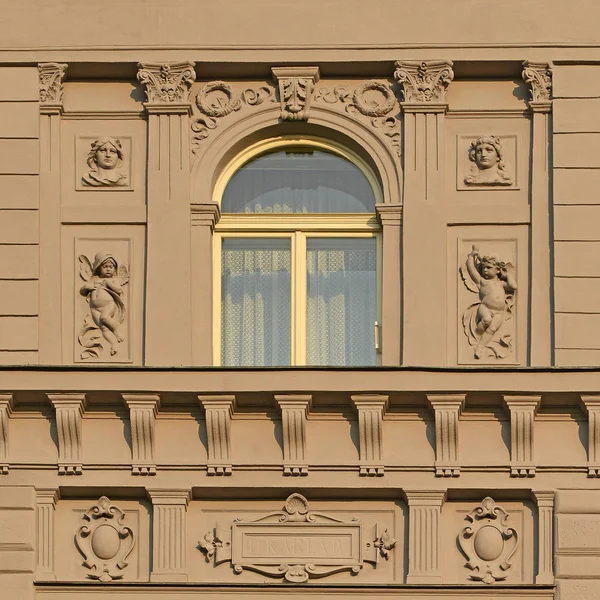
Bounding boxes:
[1,1,600,599]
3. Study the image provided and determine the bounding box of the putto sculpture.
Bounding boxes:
[465,136,513,186]
[82,137,128,187]
[461,245,517,359]
[78,251,129,359]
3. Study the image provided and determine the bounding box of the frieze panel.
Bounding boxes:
[199,493,395,583]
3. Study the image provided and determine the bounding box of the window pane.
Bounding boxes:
[221,239,291,366]
[306,238,377,366]
[222,150,376,213]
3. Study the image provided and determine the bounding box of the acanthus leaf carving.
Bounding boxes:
[75,496,135,582]
[137,62,196,104]
[199,493,394,583]
[38,63,68,108]
[190,81,275,152]
[522,61,552,104]
[272,66,320,121]
[314,80,400,156]
[458,497,519,584]
[394,60,454,104]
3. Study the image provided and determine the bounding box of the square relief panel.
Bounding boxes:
[54,497,150,582]
[447,226,529,366]
[61,225,145,365]
[75,135,133,191]
[441,498,534,585]
[457,134,518,191]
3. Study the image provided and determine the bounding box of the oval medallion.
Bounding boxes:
[473,525,504,561]
[91,524,120,560]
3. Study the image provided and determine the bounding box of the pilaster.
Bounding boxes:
[580,394,600,477]
[376,203,402,365]
[147,489,191,582]
[191,202,221,365]
[426,393,465,477]
[123,393,160,475]
[34,488,59,581]
[351,394,388,476]
[503,394,541,477]
[48,393,85,475]
[198,395,235,475]
[275,394,312,476]
[137,62,196,366]
[0,394,13,474]
[38,63,67,364]
[394,61,454,365]
[523,61,553,366]
[271,66,320,121]
[533,490,555,584]
[404,490,446,584]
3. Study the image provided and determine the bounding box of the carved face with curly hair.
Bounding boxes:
[82,138,128,187]
[465,135,513,186]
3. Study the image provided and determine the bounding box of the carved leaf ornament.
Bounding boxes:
[199,493,395,583]
[75,496,135,582]
[458,497,519,584]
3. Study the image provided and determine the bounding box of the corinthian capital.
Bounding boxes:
[522,61,552,107]
[394,60,454,105]
[38,63,68,108]
[137,62,196,105]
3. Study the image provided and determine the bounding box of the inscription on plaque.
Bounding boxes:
[242,532,353,560]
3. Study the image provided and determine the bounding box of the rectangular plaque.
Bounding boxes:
[232,522,362,567]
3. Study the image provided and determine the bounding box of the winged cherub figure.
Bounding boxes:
[460,244,517,359]
[78,252,129,358]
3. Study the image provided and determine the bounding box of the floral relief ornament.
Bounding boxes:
[78,251,129,359]
[460,244,517,359]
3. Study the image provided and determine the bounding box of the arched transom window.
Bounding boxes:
[214,136,381,367]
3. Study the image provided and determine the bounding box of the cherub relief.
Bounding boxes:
[460,245,517,359]
[464,135,513,186]
[78,252,129,359]
[81,137,128,187]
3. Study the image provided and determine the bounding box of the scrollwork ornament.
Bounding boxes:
[394,60,454,104]
[75,496,135,582]
[458,497,519,584]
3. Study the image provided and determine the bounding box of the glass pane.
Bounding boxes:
[222,150,376,213]
[221,239,291,366]
[306,238,377,366]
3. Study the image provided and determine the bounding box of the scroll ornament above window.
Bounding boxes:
[198,493,396,583]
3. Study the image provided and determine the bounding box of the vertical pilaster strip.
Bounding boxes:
[405,490,446,583]
[0,394,13,474]
[34,488,59,581]
[503,394,541,477]
[191,203,220,365]
[137,62,196,366]
[275,394,312,476]
[533,490,555,584]
[376,204,402,365]
[394,61,454,365]
[147,489,191,582]
[580,394,600,477]
[123,393,160,475]
[198,395,235,475]
[38,63,67,364]
[48,393,85,475]
[426,393,465,477]
[523,61,553,366]
[351,394,388,476]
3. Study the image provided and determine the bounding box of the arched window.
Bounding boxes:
[214,136,381,367]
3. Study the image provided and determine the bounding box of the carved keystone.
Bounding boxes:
[198,395,235,475]
[351,394,388,476]
[427,394,465,477]
[394,60,454,108]
[272,66,320,121]
[503,394,541,477]
[275,394,312,476]
[48,393,86,475]
[580,395,600,477]
[123,394,160,476]
[0,394,13,474]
